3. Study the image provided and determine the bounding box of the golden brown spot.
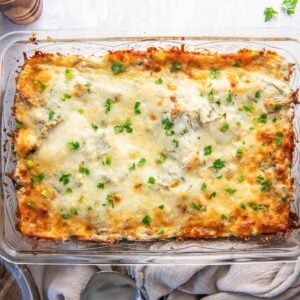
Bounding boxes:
[149,113,157,121]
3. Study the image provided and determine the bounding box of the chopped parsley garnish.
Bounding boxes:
[282,0,298,15]
[249,203,267,211]
[71,208,78,215]
[275,138,283,146]
[264,7,278,22]
[78,166,90,176]
[78,108,85,114]
[16,121,23,129]
[192,202,204,211]
[276,131,284,137]
[213,159,225,169]
[67,141,80,150]
[242,105,254,113]
[105,98,113,113]
[218,122,229,132]
[97,182,105,189]
[158,204,164,209]
[257,114,267,124]
[59,173,71,185]
[240,202,246,209]
[257,175,270,192]
[102,154,112,166]
[60,210,70,219]
[49,110,55,120]
[236,148,244,157]
[210,68,220,79]
[114,119,133,133]
[155,78,163,84]
[66,188,73,193]
[129,162,136,171]
[162,118,175,136]
[170,62,182,73]
[232,60,241,67]
[237,175,245,183]
[134,101,141,114]
[65,68,74,79]
[225,188,237,195]
[91,123,98,131]
[255,91,261,99]
[87,205,93,211]
[111,62,125,74]
[162,118,174,130]
[208,90,214,102]
[216,175,223,179]
[138,157,146,166]
[148,176,156,184]
[61,93,71,101]
[157,153,167,163]
[201,182,207,191]
[157,227,164,234]
[209,192,217,199]
[173,139,179,148]
[221,214,230,220]
[274,104,282,111]
[226,91,233,104]
[31,173,45,185]
[33,79,47,91]
[204,145,212,156]
[106,194,115,208]
[142,215,152,226]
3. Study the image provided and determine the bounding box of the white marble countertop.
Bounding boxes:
[1,0,300,37]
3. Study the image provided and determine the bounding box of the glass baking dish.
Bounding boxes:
[1,29,300,265]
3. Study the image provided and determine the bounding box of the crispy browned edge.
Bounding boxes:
[13,46,297,243]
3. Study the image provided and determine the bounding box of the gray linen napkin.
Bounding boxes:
[41,258,300,300]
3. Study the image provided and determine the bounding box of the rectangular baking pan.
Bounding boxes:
[1,28,300,264]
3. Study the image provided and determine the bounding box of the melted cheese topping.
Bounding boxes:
[14,48,294,241]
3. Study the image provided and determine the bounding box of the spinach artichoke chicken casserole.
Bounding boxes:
[14,47,295,241]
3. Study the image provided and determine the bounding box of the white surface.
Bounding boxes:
[0,0,300,36]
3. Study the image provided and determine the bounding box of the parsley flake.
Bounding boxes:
[213,159,225,169]
[201,182,207,191]
[192,202,204,211]
[142,215,152,226]
[79,166,90,176]
[65,68,74,79]
[102,155,112,166]
[138,157,146,166]
[105,98,113,113]
[111,62,125,74]
[210,68,220,79]
[218,122,230,132]
[264,7,278,22]
[97,182,105,189]
[134,101,141,114]
[33,79,47,91]
[106,194,115,208]
[155,78,163,84]
[170,62,182,73]
[225,188,237,195]
[59,173,71,185]
[282,0,298,15]
[91,123,98,131]
[67,141,80,150]
[49,110,55,120]
[31,173,45,185]
[148,177,156,184]
[204,145,212,156]
[61,93,71,101]
[236,148,244,157]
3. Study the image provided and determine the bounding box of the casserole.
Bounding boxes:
[0,29,300,264]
